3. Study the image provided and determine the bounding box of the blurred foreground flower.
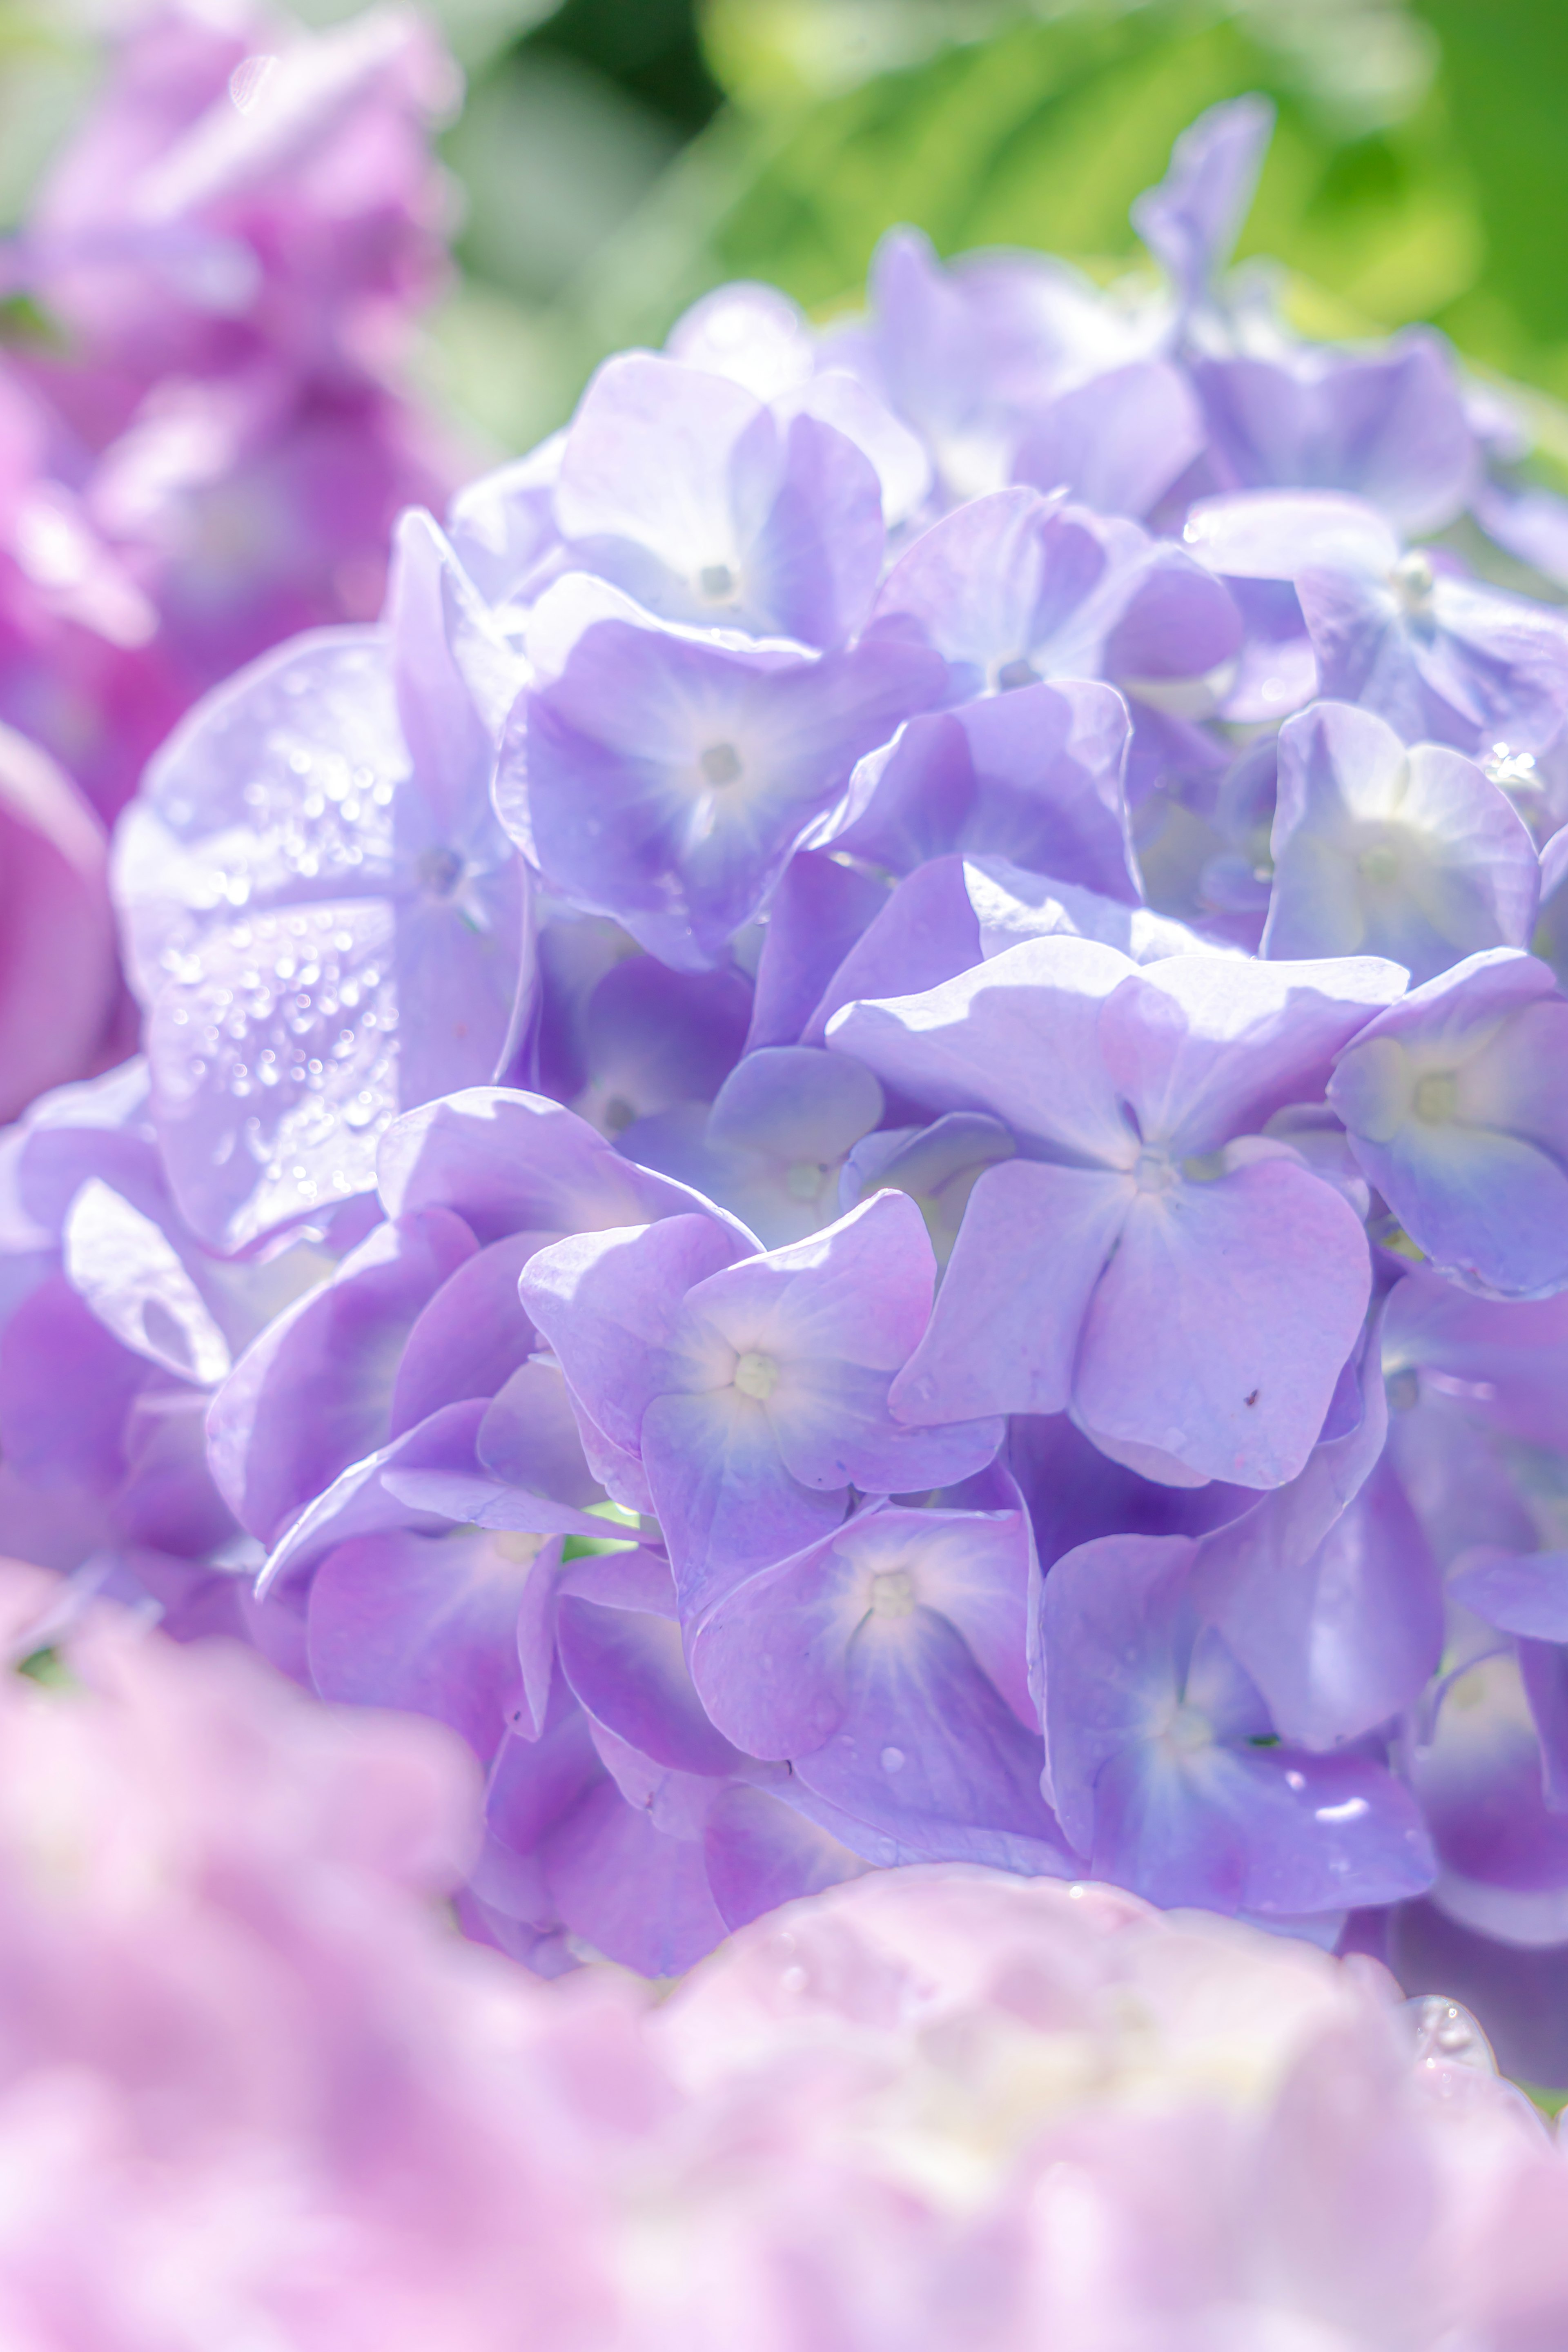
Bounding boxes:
[2,1556,1566,2349]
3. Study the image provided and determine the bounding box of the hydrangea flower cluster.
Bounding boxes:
[11,95,1568,2076]
[0,0,460,1116]
[6,1566,1567,2351]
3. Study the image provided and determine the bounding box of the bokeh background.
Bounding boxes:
[3,0,1566,488]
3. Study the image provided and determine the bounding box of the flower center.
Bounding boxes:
[1391,550,1435,615]
[416,844,463,897]
[733,1350,778,1401]
[996,657,1040,691]
[1358,840,1402,887]
[698,562,736,601]
[1133,1146,1177,1194]
[1413,1070,1458,1124]
[869,1568,916,1618]
[785,1160,825,1202]
[699,741,744,788]
[1163,1702,1213,1755]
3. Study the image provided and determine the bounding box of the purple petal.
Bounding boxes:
[745,849,889,1051]
[308,1523,550,1759]
[1263,699,1539,982]
[557,1592,743,1775]
[540,1777,728,1975]
[1184,490,1398,581]
[702,1783,869,1929]
[642,1384,848,1616]
[1450,1549,1568,1643]
[520,1212,746,1456]
[1330,949,1568,1298]
[207,1205,475,1544]
[388,1230,543,1437]
[1073,1154,1372,1488]
[256,1397,490,1594]
[791,1608,1068,1871]
[1013,361,1205,520]
[377,1085,713,1244]
[503,594,942,969]
[1194,336,1476,535]
[891,1160,1129,1423]
[828,679,1138,898]
[1131,94,1274,307]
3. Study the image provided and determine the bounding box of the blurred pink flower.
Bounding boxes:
[0,1,465,829]
[0,722,119,1122]
[0,1559,612,2351]
[17,1,458,413]
[3,1555,1567,2350]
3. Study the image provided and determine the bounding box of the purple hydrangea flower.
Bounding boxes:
[15,80,1568,2071]
[830,936,1404,1484]
[494,573,943,970]
[1184,490,1568,758]
[1330,949,1568,1298]
[521,1190,1004,1614]
[1261,699,1539,980]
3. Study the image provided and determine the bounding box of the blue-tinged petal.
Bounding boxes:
[1131,94,1274,309]
[255,1399,489,1595]
[556,1593,744,1777]
[828,677,1137,898]
[1013,360,1204,520]
[642,1384,846,1618]
[827,932,1137,1163]
[1451,1549,1568,1642]
[1331,949,1568,1297]
[792,1607,1069,1869]
[1263,699,1538,982]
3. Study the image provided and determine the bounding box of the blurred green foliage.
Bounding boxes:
[421,0,1568,456]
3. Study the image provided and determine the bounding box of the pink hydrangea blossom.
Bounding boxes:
[0,722,120,1122]
[3,1555,1566,2349]
[0,0,464,830]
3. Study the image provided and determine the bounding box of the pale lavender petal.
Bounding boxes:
[891,1160,1129,1423]
[828,679,1138,898]
[388,1231,542,1437]
[744,850,889,1051]
[377,1086,717,1244]
[1013,361,1204,520]
[1131,94,1274,307]
[539,1778,728,1976]
[1072,1155,1372,1488]
[256,1398,490,1595]
[520,1212,746,1456]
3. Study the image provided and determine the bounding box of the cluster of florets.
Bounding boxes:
[9,94,1568,2078]
[5,1566,1566,2351]
[0,0,459,1118]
